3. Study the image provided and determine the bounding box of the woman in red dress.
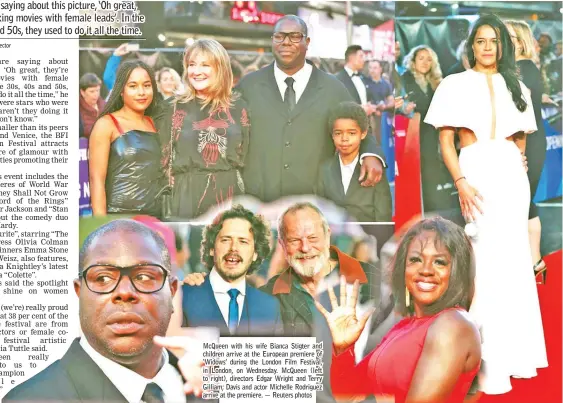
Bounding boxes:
[316,217,481,403]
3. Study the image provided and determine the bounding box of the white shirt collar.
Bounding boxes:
[344,65,357,77]
[273,61,313,103]
[339,153,360,171]
[339,154,360,195]
[79,337,185,403]
[209,267,246,296]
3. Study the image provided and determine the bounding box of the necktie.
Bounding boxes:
[142,382,165,403]
[351,72,360,77]
[227,289,240,334]
[284,77,296,112]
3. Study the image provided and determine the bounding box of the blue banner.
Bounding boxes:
[380,111,395,183]
[534,117,562,203]
[79,137,92,217]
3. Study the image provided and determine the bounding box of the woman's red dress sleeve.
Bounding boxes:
[330,345,373,399]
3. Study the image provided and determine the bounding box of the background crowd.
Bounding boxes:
[78,10,397,223]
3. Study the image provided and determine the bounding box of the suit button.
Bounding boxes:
[284,164,289,169]
[287,120,292,125]
[285,141,290,147]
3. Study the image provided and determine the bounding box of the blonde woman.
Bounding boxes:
[402,45,447,211]
[505,20,548,282]
[158,39,250,219]
[156,67,182,100]
[402,45,443,115]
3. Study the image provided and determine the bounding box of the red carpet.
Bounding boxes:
[479,250,562,403]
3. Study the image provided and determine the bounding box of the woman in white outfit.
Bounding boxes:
[424,14,547,395]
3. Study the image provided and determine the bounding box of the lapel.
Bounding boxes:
[344,159,362,201]
[62,339,128,402]
[289,63,325,121]
[329,154,346,200]
[259,63,287,118]
[260,62,327,121]
[202,277,231,333]
[338,70,361,104]
[272,269,313,325]
[186,278,230,334]
[237,284,252,336]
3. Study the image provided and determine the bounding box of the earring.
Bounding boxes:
[405,287,410,307]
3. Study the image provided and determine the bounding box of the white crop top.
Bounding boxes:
[424,69,537,140]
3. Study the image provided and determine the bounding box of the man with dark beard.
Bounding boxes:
[183,203,394,402]
[183,203,391,336]
[181,205,283,336]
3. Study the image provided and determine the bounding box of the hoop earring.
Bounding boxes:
[405,287,410,307]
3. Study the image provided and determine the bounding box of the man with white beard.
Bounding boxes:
[182,202,392,402]
[261,202,386,337]
[260,202,394,403]
[183,202,388,336]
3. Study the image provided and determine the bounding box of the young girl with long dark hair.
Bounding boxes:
[89,60,165,216]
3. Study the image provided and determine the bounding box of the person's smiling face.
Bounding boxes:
[405,230,452,317]
[211,218,257,283]
[187,52,217,98]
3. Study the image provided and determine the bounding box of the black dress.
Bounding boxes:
[402,71,455,213]
[518,59,547,219]
[165,97,250,219]
[104,114,165,217]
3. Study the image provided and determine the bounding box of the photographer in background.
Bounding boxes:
[79,73,105,138]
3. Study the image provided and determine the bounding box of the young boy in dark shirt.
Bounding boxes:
[316,102,392,222]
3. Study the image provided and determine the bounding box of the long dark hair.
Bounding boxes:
[391,217,476,317]
[99,60,159,119]
[465,14,527,112]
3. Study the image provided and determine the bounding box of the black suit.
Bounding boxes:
[402,70,456,213]
[236,61,384,202]
[334,69,374,105]
[316,153,392,222]
[3,339,190,402]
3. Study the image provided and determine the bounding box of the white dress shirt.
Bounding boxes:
[273,62,313,103]
[275,61,386,169]
[344,65,368,105]
[79,337,185,403]
[209,268,246,326]
[339,154,360,195]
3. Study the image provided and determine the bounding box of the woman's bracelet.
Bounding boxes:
[454,176,466,189]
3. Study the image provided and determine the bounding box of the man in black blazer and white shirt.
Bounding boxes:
[4,220,200,402]
[237,15,387,203]
[336,45,387,139]
[335,45,374,108]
